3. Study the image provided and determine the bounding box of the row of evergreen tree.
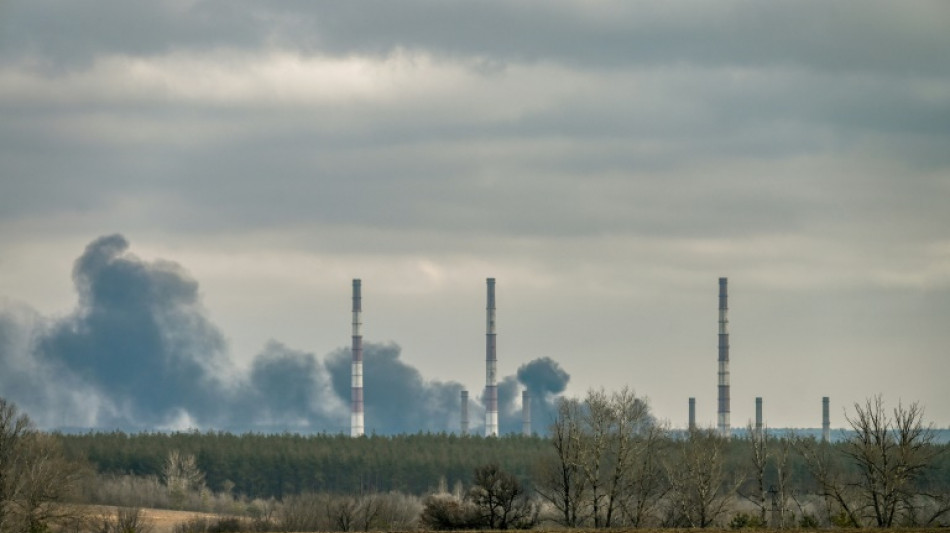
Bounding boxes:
[59,431,550,498]
[59,428,950,503]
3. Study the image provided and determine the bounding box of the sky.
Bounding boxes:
[1,1,949,433]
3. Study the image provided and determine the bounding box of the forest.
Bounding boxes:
[2,392,949,532]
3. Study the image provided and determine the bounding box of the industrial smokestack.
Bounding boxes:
[351,279,364,437]
[755,397,763,438]
[460,390,469,436]
[485,278,498,437]
[718,277,731,438]
[522,390,531,436]
[688,397,696,431]
[822,396,830,442]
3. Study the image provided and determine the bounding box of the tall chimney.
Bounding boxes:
[688,397,696,431]
[351,279,364,437]
[485,278,499,437]
[522,390,531,436]
[718,277,731,438]
[460,390,469,436]
[822,396,830,442]
[755,396,763,438]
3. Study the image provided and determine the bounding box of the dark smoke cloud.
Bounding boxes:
[0,234,570,434]
[35,234,228,428]
[237,341,343,432]
[487,357,570,435]
[517,357,570,431]
[517,357,569,396]
[325,343,465,434]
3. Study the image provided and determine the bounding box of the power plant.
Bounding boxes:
[351,279,364,437]
[339,275,835,436]
[485,278,499,437]
[718,277,731,438]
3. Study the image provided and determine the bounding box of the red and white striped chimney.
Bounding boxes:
[351,279,364,437]
[485,278,498,437]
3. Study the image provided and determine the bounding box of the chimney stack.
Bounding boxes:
[522,390,531,436]
[688,397,696,431]
[755,396,763,438]
[485,278,499,437]
[718,277,731,438]
[351,279,364,437]
[460,390,469,435]
[822,396,830,442]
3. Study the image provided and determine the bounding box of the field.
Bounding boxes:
[88,505,950,533]
[88,506,223,533]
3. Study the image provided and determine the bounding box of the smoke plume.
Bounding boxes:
[0,235,570,434]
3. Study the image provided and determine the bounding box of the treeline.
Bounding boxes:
[5,392,950,531]
[59,431,550,498]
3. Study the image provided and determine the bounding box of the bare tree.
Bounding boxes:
[162,450,206,510]
[536,397,587,527]
[11,432,86,532]
[739,422,768,524]
[795,434,861,527]
[665,428,737,528]
[578,389,612,527]
[538,389,663,528]
[0,398,86,533]
[843,395,941,527]
[771,433,793,528]
[618,420,669,528]
[0,398,31,532]
[97,507,153,533]
[600,387,650,527]
[469,463,536,530]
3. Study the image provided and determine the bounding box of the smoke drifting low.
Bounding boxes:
[0,235,570,434]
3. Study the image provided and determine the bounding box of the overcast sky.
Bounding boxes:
[1,1,949,432]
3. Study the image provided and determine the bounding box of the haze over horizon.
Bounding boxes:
[1,1,949,432]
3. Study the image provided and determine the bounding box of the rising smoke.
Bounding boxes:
[0,235,571,434]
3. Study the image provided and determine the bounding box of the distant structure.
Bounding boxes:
[718,277,731,438]
[351,279,364,437]
[460,390,469,436]
[688,397,696,431]
[522,390,531,436]
[485,278,499,437]
[822,396,830,442]
[755,397,763,438]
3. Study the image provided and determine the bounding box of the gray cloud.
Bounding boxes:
[4,1,948,77]
[0,1,948,429]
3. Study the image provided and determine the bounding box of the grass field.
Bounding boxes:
[86,506,950,533]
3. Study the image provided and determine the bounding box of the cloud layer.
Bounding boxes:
[1,1,948,428]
